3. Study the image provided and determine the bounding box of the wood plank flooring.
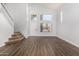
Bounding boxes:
[0,36,79,56]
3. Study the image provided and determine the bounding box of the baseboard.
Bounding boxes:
[57,35,79,48]
[0,43,5,47]
[21,32,29,39]
[25,35,29,39]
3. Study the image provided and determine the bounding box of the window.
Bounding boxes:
[40,14,52,32]
[42,15,52,21]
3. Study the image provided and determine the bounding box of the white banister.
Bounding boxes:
[0,3,14,27]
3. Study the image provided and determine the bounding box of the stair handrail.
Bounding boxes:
[1,3,14,26]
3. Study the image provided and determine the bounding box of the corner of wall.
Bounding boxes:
[57,35,79,48]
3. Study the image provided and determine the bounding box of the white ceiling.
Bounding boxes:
[30,3,63,11]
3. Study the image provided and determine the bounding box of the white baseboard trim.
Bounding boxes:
[0,43,5,47]
[57,35,79,48]
[25,35,29,39]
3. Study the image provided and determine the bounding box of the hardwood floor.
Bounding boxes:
[0,36,79,56]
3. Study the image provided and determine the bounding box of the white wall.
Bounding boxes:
[57,3,79,47]
[5,3,29,38]
[0,5,13,47]
[29,4,57,36]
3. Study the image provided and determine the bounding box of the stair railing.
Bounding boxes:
[1,3,14,26]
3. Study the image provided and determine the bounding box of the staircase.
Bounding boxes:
[5,32,25,45]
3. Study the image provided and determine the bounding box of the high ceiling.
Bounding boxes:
[30,3,63,11]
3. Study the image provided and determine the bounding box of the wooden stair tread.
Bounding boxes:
[5,39,23,45]
[12,34,21,36]
[11,34,22,37]
[5,32,25,45]
[7,39,22,42]
[6,37,24,43]
[9,37,24,41]
[14,33,21,35]
[9,36,23,40]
